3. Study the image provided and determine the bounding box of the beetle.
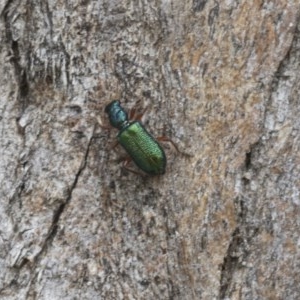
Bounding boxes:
[105,100,166,175]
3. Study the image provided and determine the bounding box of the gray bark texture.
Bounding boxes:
[0,0,300,299]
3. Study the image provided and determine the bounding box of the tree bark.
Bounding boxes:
[1,1,300,299]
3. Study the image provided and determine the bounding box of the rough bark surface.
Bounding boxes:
[0,1,300,299]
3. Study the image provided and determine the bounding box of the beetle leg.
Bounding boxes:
[129,106,148,121]
[156,136,180,153]
[157,136,193,157]
[96,116,111,130]
[109,140,119,151]
[121,157,146,176]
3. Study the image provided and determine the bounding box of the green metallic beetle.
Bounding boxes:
[105,100,166,175]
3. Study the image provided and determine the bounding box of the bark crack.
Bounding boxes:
[24,125,95,298]
[219,152,260,299]
[218,227,241,300]
[38,126,95,260]
[2,0,29,111]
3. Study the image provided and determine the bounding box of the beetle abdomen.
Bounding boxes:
[118,121,166,175]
